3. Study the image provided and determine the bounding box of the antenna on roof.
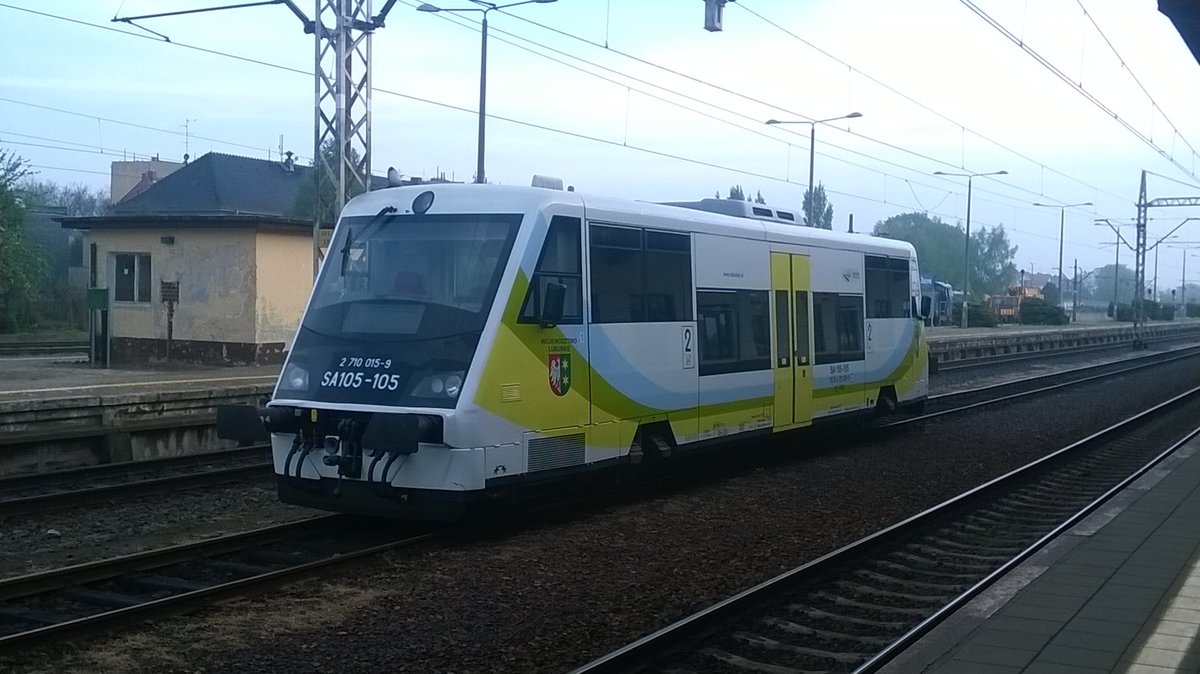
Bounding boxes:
[183,118,196,162]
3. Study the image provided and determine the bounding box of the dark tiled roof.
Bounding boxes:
[112,152,386,217]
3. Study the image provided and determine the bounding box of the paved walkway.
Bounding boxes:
[885,435,1200,673]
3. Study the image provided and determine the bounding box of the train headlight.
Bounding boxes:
[410,371,464,399]
[280,363,309,392]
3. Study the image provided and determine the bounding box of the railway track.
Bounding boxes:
[5,345,1198,517]
[572,387,1200,674]
[879,343,1200,427]
[0,446,272,517]
[932,328,1200,372]
[0,341,89,358]
[0,345,1196,656]
[0,515,438,651]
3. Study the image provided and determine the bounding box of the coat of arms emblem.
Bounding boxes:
[548,352,571,396]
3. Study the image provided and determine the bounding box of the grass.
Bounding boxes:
[0,327,88,343]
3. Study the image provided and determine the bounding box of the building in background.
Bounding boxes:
[61,152,325,365]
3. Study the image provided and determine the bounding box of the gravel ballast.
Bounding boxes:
[5,351,1200,673]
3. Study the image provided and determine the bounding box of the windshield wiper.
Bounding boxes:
[340,206,398,276]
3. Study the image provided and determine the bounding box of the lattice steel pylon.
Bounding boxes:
[311,0,375,277]
[1133,168,1200,348]
[115,0,400,279]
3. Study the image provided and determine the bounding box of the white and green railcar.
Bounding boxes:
[238,183,928,519]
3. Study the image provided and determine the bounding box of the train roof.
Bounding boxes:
[341,184,916,259]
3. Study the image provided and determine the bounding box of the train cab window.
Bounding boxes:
[865,255,912,318]
[813,292,864,364]
[697,290,770,375]
[591,224,692,323]
[520,216,583,324]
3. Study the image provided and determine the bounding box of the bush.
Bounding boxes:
[953,301,997,328]
[1107,301,1115,318]
[1160,304,1176,320]
[1115,303,1134,322]
[1188,303,1200,318]
[1018,297,1069,325]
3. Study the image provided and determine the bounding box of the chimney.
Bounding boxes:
[282,150,295,172]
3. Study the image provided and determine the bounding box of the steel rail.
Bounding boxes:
[0,341,89,357]
[0,515,439,650]
[571,386,1200,673]
[0,461,272,517]
[0,445,268,491]
[883,343,1200,428]
[932,328,1200,372]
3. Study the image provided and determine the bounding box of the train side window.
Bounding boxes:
[697,289,770,375]
[644,231,692,322]
[519,216,582,324]
[591,225,692,324]
[590,224,644,323]
[889,258,911,318]
[865,255,889,318]
[813,292,864,364]
[865,255,913,318]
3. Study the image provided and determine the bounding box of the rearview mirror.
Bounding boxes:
[541,282,566,327]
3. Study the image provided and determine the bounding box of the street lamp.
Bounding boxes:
[932,169,1008,328]
[418,0,557,184]
[765,112,862,227]
[1033,201,1091,310]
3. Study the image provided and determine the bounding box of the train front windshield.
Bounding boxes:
[276,212,522,408]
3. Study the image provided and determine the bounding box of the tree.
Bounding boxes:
[19,180,109,216]
[802,183,833,229]
[754,190,766,204]
[971,224,1018,297]
[0,149,47,331]
[727,185,747,201]
[289,139,369,226]
[1040,282,1060,306]
[873,211,1018,297]
[1089,264,1135,304]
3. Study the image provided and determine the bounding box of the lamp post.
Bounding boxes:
[932,169,1008,328]
[418,0,557,184]
[1033,201,1091,309]
[765,112,862,227]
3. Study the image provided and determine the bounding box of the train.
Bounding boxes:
[219,182,930,519]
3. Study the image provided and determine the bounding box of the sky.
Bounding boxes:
[3,0,1200,291]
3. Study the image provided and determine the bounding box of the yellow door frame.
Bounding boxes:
[771,252,813,431]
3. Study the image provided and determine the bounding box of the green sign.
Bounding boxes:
[87,288,109,311]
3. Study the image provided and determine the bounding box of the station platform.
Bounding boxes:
[884,434,1200,674]
[0,357,279,403]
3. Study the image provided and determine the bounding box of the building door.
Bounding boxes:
[771,252,813,429]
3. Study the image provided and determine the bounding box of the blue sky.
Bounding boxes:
[3,0,1200,285]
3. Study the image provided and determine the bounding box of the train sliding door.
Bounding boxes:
[771,252,813,430]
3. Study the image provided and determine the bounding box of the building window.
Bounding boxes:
[697,289,770,375]
[590,224,692,324]
[813,293,864,364]
[520,216,583,324]
[865,255,912,319]
[114,253,152,303]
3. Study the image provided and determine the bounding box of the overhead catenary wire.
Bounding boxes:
[1072,0,1200,173]
[501,4,1124,211]
[0,1,1038,223]
[958,0,1200,183]
[414,1,1115,226]
[0,2,1114,250]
